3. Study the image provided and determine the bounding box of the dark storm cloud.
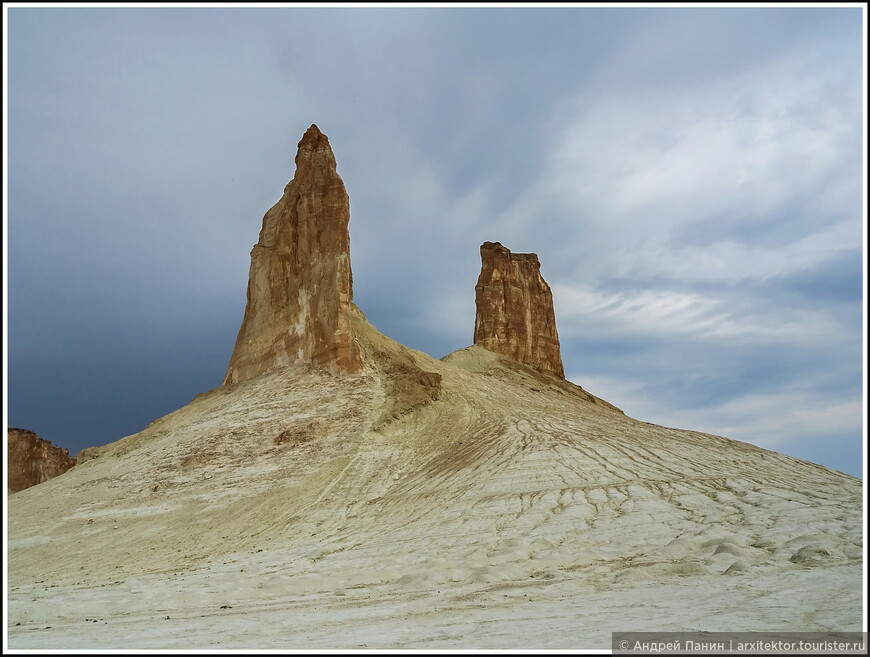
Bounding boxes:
[773,248,864,305]
[5,6,864,478]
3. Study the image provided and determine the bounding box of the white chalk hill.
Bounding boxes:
[7,309,863,649]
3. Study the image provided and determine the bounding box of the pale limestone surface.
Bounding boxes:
[7,317,863,649]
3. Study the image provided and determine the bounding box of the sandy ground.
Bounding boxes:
[7,566,862,649]
[6,316,865,649]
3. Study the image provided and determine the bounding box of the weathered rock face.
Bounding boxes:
[473,241,565,378]
[224,124,362,384]
[7,428,76,493]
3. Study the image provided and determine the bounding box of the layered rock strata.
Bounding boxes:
[7,428,76,493]
[224,124,362,384]
[473,241,565,377]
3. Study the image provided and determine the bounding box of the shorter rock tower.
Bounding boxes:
[473,241,565,378]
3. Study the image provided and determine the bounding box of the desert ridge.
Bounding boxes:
[6,124,863,650]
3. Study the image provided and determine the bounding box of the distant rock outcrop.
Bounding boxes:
[7,428,76,493]
[473,241,565,378]
[224,124,362,384]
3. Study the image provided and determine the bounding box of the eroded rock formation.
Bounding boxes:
[7,428,76,493]
[224,124,362,384]
[473,241,565,377]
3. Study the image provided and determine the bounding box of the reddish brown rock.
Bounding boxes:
[224,124,362,384]
[473,241,565,378]
[7,428,76,493]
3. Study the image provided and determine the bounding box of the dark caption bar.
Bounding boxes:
[612,632,867,654]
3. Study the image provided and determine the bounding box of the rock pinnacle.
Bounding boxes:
[223,125,362,384]
[473,241,565,377]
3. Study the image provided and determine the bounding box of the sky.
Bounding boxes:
[4,6,866,478]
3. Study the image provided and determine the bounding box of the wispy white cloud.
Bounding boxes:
[501,34,861,289]
[553,285,734,338]
[553,279,853,346]
[616,219,858,284]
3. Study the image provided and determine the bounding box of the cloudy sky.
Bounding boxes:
[5,6,865,477]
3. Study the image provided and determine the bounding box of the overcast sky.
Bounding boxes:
[5,6,865,478]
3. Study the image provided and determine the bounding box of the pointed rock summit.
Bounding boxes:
[224,124,362,384]
[473,241,565,377]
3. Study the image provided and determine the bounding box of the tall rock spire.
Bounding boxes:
[473,241,565,378]
[223,124,362,384]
